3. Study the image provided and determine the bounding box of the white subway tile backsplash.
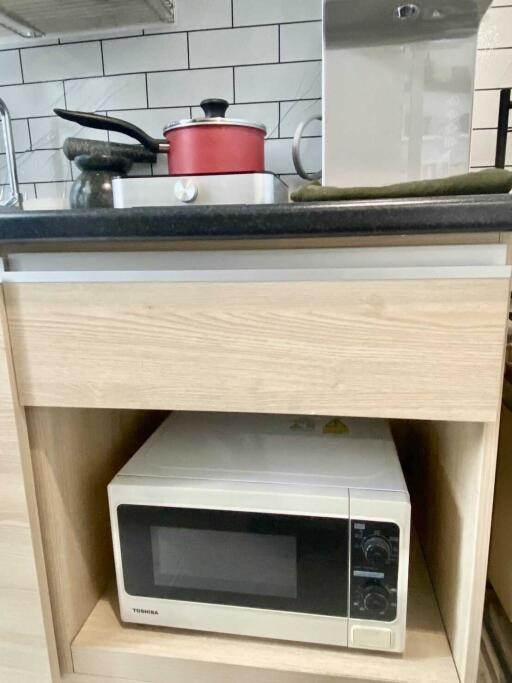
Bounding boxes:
[0,81,64,118]
[266,136,321,175]
[2,2,328,189]
[470,5,512,164]
[0,50,22,86]
[189,27,278,68]
[0,120,31,154]
[233,0,322,26]
[280,22,322,62]
[29,116,108,150]
[0,1,326,194]
[472,90,506,129]
[471,128,503,166]
[65,74,147,111]
[17,149,72,184]
[103,33,188,75]
[21,42,103,83]
[106,107,190,143]
[279,99,322,138]
[148,68,233,108]
[36,181,74,199]
[478,8,512,49]
[20,183,37,201]
[146,0,232,33]
[235,62,321,103]
[475,48,512,89]
[191,102,280,138]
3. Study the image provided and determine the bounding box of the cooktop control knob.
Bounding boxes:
[362,584,390,616]
[174,178,199,203]
[362,535,391,565]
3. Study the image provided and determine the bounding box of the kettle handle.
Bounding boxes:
[292,115,322,181]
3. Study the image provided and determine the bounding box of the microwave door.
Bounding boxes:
[116,505,349,618]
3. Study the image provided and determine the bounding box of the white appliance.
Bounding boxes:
[321,0,493,187]
[112,173,289,208]
[108,412,411,652]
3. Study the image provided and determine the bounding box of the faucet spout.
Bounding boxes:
[0,98,22,209]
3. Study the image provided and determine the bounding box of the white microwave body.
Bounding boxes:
[108,413,411,653]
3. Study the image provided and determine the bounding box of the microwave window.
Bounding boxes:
[118,505,348,616]
[151,526,298,598]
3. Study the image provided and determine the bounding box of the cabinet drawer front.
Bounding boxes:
[4,278,510,420]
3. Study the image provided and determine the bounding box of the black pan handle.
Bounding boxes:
[54,108,168,154]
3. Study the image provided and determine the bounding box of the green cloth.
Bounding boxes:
[291,169,512,202]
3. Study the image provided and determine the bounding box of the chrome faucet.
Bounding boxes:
[0,98,22,209]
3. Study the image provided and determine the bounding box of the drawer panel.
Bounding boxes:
[4,276,510,420]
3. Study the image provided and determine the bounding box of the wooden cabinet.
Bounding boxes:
[488,393,512,621]
[0,243,510,683]
[4,247,511,422]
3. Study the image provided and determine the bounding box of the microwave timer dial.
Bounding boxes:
[350,520,400,622]
[362,535,391,565]
[361,583,390,615]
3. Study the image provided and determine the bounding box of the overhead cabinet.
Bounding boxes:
[0,0,174,39]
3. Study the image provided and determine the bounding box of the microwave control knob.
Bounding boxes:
[362,536,391,565]
[174,178,199,203]
[362,584,390,615]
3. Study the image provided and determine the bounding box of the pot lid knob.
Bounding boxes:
[200,98,229,119]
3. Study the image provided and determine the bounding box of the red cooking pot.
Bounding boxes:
[54,99,267,176]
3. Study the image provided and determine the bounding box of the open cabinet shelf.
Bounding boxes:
[71,534,458,683]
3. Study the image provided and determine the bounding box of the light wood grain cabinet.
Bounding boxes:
[3,276,510,422]
[488,392,512,621]
[0,244,510,683]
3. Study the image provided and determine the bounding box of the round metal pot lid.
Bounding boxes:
[163,118,267,134]
[163,98,266,135]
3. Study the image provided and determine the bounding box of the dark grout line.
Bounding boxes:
[26,118,33,152]
[17,49,25,85]
[99,41,106,76]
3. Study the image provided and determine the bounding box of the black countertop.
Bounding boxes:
[2,194,512,245]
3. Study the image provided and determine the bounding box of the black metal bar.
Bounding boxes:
[495,88,512,169]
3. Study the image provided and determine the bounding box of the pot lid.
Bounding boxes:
[163,98,267,134]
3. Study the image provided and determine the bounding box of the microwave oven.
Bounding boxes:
[108,412,411,653]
